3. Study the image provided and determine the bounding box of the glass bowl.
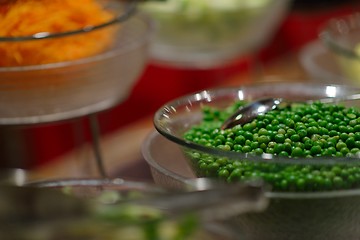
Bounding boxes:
[0,1,152,125]
[139,0,291,68]
[7,178,267,240]
[2,178,208,240]
[153,81,360,240]
[320,12,360,87]
[299,40,351,85]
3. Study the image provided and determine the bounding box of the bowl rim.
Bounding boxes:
[319,12,360,60]
[0,0,137,42]
[141,0,287,15]
[154,81,360,165]
[0,13,153,72]
[27,177,167,193]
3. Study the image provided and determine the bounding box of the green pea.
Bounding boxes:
[258,128,268,136]
[346,137,356,148]
[327,146,337,155]
[254,148,263,155]
[286,129,296,136]
[290,134,301,142]
[250,142,259,150]
[354,125,360,132]
[218,169,230,179]
[347,113,357,119]
[336,142,347,151]
[283,142,292,153]
[243,123,255,131]
[310,145,322,155]
[339,125,348,133]
[273,143,284,154]
[208,162,220,171]
[228,168,242,181]
[215,135,226,143]
[258,135,270,145]
[314,175,325,189]
[319,127,329,135]
[333,176,344,189]
[296,178,306,191]
[323,178,333,190]
[318,120,327,127]
[242,145,252,153]
[340,147,350,155]
[278,128,286,135]
[233,144,242,152]
[216,158,228,166]
[307,126,319,136]
[346,126,354,134]
[351,148,360,154]
[291,147,303,157]
[280,179,289,190]
[279,151,289,157]
[298,129,308,138]
[271,119,280,126]
[329,130,338,137]
[217,145,231,151]
[331,166,342,175]
[233,135,245,145]
[243,131,253,141]
[199,162,207,170]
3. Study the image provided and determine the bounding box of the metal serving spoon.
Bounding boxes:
[221,94,360,130]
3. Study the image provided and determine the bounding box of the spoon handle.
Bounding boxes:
[221,98,282,130]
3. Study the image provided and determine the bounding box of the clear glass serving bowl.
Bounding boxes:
[1,178,209,240]
[153,81,360,240]
[139,0,291,68]
[0,1,152,125]
[4,178,268,240]
[299,40,350,85]
[320,12,360,87]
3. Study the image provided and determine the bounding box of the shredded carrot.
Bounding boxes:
[0,0,117,66]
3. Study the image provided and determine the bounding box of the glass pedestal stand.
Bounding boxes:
[0,112,109,179]
[88,113,107,177]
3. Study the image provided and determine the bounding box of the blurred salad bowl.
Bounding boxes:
[0,178,268,240]
[140,0,292,68]
[0,0,152,124]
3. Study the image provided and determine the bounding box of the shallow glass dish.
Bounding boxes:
[0,1,152,125]
[140,0,291,68]
[3,178,215,240]
[320,12,360,87]
[152,81,360,240]
[18,178,268,240]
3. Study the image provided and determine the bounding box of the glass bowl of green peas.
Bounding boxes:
[153,81,360,240]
